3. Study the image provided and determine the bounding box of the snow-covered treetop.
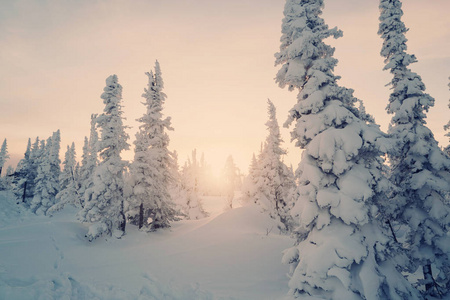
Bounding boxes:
[275,0,342,93]
[24,138,31,161]
[275,0,381,153]
[101,75,123,115]
[141,60,166,114]
[137,61,173,149]
[154,60,164,91]
[50,130,61,170]
[0,138,10,168]
[62,143,76,172]
[89,114,99,153]
[81,137,89,168]
[264,99,287,157]
[97,75,130,161]
[378,0,434,125]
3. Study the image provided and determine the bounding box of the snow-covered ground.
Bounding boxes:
[0,191,293,300]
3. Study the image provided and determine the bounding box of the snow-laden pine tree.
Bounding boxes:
[275,0,421,298]
[3,166,15,191]
[253,99,296,232]
[79,75,129,241]
[128,62,179,231]
[23,137,42,204]
[167,150,186,215]
[379,0,450,296]
[78,114,99,209]
[32,130,62,213]
[12,139,32,203]
[49,130,61,186]
[177,149,208,220]
[241,153,259,203]
[76,137,90,207]
[0,138,10,176]
[30,138,60,215]
[48,143,79,215]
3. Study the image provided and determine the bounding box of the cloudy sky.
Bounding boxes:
[1,0,449,175]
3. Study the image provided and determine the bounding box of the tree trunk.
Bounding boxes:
[138,203,144,229]
[118,200,126,233]
[423,264,433,294]
[22,181,27,203]
[386,220,398,243]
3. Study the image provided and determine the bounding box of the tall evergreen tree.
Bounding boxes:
[76,137,90,207]
[25,137,42,204]
[241,153,259,203]
[48,143,78,215]
[275,0,420,298]
[178,149,208,220]
[79,75,130,241]
[128,61,178,231]
[31,130,62,214]
[78,114,99,209]
[167,150,186,216]
[49,130,61,191]
[256,100,296,231]
[379,0,450,296]
[12,138,32,203]
[0,138,10,176]
[3,166,15,191]
[30,138,59,215]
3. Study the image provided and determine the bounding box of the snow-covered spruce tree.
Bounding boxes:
[242,143,264,202]
[167,150,186,215]
[177,149,208,220]
[222,155,237,209]
[30,138,59,215]
[241,153,259,203]
[49,130,61,185]
[128,62,179,231]
[23,137,42,204]
[31,130,62,214]
[275,0,421,298]
[0,138,10,176]
[3,166,15,191]
[254,99,296,232]
[76,137,90,207]
[379,0,450,296]
[32,131,61,214]
[0,138,10,190]
[79,75,129,241]
[48,143,78,215]
[78,114,99,209]
[11,138,32,203]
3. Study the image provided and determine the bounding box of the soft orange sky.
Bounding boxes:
[1,0,449,175]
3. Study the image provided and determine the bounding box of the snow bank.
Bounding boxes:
[0,192,292,300]
[0,272,217,300]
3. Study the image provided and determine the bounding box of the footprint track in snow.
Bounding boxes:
[50,235,64,270]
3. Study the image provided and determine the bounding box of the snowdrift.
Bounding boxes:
[0,192,293,300]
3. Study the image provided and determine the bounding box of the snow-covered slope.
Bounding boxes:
[0,191,293,299]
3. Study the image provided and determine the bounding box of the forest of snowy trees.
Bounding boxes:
[0,0,449,299]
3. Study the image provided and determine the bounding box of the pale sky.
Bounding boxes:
[1,0,449,175]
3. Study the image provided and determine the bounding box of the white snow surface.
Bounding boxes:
[0,191,292,300]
